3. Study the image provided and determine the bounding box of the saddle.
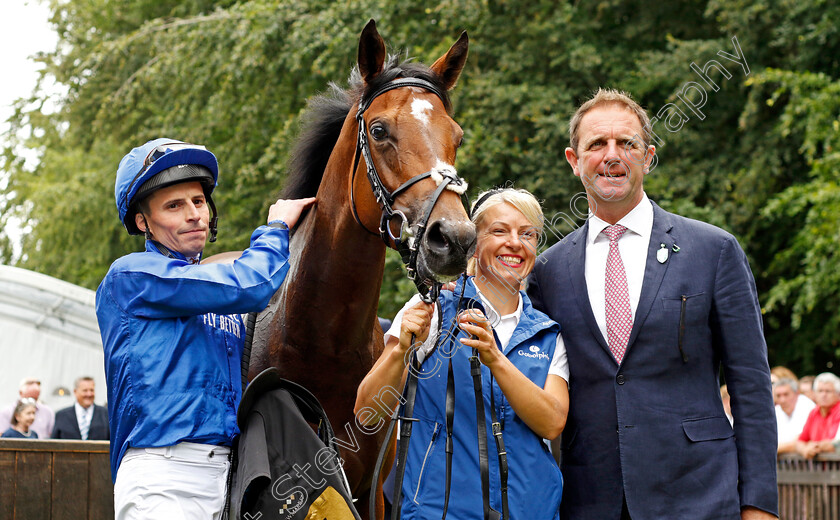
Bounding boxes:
[229,367,360,520]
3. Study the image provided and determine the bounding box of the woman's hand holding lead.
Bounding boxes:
[398,302,434,361]
[457,310,500,366]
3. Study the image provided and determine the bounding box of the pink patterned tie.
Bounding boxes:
[604,225,633,363]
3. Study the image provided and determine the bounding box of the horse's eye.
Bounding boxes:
[370,124,388,141]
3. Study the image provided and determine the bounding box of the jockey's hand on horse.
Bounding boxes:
[398,301,435,362]
[458,310,500,366]
[267,197,317,229]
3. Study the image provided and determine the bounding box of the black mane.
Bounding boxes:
[282,56,450,199]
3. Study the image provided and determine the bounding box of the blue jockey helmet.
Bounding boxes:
[115,138,220,241]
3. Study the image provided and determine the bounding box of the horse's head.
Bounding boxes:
[352,20,477,286]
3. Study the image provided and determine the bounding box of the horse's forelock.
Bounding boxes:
[351,55,452,114]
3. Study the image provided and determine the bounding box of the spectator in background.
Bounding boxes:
[834,416,840,449]
[771,366,797,383]
[773,378,815,454]
[721,385,734,426]
[52,377,109,440]
[1,399,39,439]
[796,372,840,459]
[770,366,798,403]
[799,375,816,403]
[0,377,55,438]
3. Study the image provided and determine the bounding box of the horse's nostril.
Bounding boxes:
[425,220,477,257]
[425,220,452,255]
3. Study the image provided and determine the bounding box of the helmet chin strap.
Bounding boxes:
[139,214,154,241]
[207,194,218,243]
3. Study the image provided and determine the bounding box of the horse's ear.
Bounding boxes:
[430,31,469,91]
[358,19,386,84]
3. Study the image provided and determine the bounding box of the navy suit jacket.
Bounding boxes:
[528,202,777,520]
[52,404,110,441]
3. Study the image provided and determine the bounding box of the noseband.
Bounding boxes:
[350,77,468,302]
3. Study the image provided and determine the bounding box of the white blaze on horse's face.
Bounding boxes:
[410,97,434,126]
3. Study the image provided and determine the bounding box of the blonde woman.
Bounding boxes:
[356,188,568,520]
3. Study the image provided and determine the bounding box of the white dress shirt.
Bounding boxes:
[775,394,816,444]
[74,401,94,440]
[585,193,654,344]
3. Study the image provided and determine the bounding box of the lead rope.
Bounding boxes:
[470,348,498,520]
[440,273,470,520]
[389,343,421,520]
[489,374,509,520]
[440,356,455,520]
[465,295,507,520]
[369,276,466,518]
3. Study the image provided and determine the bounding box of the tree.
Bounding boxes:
[745,69,840,369]
[3,0,838,373]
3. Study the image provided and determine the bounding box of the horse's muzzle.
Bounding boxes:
[420,218,477,281]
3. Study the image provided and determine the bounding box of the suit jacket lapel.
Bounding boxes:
[566,220,611,354]
[71,409,82,438]
[627,203,675,349]
[90,406,100,438]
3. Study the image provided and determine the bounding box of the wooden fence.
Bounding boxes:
[0,439,113,520]
[777,452,840,520]
[0,439,838,519]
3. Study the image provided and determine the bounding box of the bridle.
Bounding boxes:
[349,77,468,302]
[354,80,511,520]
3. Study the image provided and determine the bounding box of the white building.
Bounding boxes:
[0,265,105,412]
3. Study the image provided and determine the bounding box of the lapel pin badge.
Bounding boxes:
[657,243,669,264]
[672,244,680,253]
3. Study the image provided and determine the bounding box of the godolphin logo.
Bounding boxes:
[519,345,549,361]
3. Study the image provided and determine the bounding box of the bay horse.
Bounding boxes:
[250,21,475,519]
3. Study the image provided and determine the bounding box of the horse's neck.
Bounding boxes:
[283,141,386,351]
[294,205,387,306]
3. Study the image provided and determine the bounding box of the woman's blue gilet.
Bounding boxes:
[398,277,563,520]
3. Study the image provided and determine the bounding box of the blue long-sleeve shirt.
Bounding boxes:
[96,225,290,480]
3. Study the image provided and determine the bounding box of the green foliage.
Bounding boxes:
[2,0,839,372]
[746,69,840,367]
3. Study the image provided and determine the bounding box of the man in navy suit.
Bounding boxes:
[53,376,109,440]
[528,89,778,519]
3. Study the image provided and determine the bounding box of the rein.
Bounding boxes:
[349,77,468,302]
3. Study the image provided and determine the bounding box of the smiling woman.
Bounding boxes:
[468,189,543,310]
[355,187,570,520]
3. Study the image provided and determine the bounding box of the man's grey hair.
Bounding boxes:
[74,376,95,390]
[774,377,799,393]
[814,372,840,394]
